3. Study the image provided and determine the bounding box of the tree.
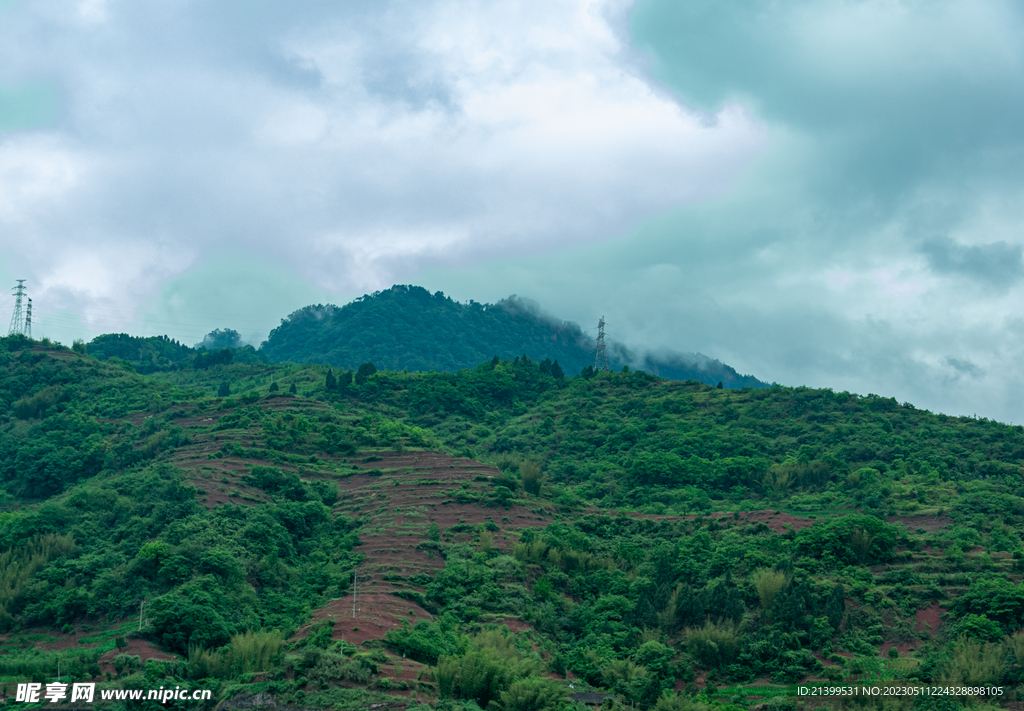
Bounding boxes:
[217,382,230,397]
[325,369,336,390]
[289,383,297,394]
[826,583,845,630]
[269,382,279,392]
[686,620,740,669]
[355,362,377,385]
[550,360,564,379]
[950,614,1005,642]
[479,530,493,554]
[520,461,544,496]
[195,349,233,369]
[753,568,787,612]
[198,328,242,349]
[491,486,514,507]
[949,579,1024,632]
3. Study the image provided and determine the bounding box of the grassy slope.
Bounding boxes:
[2,337,1024,710]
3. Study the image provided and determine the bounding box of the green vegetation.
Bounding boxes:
[85,333,268,374]
[2,331,1024,710]
[261,285,766,386]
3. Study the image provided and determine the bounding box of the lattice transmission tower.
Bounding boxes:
[8,280,27,337]
[25,298,32,339]
[593,316,609,372]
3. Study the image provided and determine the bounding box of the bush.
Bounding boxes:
[488,676,568,711]
[937,637,1004,686]
[949,614,1003,642]
[686,620,740,669]
[188,630,284,679]
[113,654,141,677]
[948,579,1024,633]
[308,652,377,687]
[12,385,64,419]
[434,629,545,706]
[520,461,545,496]
[752,568,788,611]
[384,619,466,664]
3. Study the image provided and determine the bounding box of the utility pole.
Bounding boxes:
[352,570,356,618]
[8,280,26,336]
[593,316,609,372]
[24,298,31,339]
[139,600,146,631]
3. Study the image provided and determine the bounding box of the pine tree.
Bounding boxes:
[826,583,845,631]
[550,360,565,379]
[355,362,377,385]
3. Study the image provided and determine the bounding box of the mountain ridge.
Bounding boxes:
[259,284,767,388]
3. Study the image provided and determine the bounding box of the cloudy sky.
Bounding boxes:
[2,0,1023,422]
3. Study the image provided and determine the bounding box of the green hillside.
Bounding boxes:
[2,334,1024,711]
[85,332,267,374]
[261,285,766,388]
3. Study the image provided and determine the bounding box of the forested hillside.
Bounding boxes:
[2,334,1023,711]
[260,285,766,388]
[85,332,266,374]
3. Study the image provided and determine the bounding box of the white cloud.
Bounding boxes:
[0,0,767,324]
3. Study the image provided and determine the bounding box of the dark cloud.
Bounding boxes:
[922,237,1024,289]
[4,0,1024,425]
[945,357,983,379]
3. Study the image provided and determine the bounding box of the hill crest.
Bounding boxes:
[261,284,767,388]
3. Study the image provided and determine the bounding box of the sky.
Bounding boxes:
[1,0,1023,423]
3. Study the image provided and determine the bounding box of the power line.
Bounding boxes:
[37,311,281,331]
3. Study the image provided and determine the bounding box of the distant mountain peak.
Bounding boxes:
[260,284,768,388]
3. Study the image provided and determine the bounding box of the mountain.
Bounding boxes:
[262,284,767,388]
[5,334,1023,709]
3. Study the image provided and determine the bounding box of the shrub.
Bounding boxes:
[113,654,141,677]
[12,385,64,419]
[188,630,284,679]
[752,568,788,611]
[520,462,545,496]
[488,676,568,711]
[686,620,740,669]
[937,637,1004,686]
[436,629,541,708]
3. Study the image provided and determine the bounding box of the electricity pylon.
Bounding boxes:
[593,316,609,372]
[7,281,26,336]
